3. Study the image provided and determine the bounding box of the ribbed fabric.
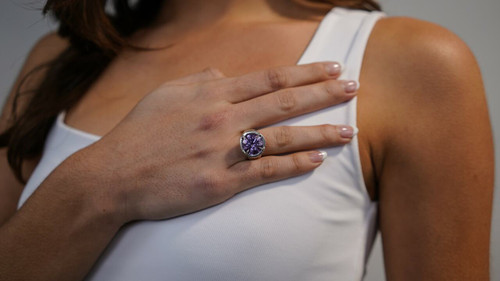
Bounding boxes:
[19,7,384,281]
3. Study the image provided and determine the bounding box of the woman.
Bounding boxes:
[0,0,494,280]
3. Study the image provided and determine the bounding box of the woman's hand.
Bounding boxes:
[0,62,358,281]
[63,62,358,223]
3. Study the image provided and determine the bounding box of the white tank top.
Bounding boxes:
[19,7,384,281]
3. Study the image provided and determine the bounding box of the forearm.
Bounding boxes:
[0,152,124,281]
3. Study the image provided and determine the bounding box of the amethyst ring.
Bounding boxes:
[240,129,266,160]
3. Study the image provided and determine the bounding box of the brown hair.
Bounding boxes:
[0,0,381,182]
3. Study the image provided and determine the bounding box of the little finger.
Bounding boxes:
[228,151,328,192]
[260,125,357,155]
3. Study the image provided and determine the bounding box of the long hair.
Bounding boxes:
[0,0,381,182]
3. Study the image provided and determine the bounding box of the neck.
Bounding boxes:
[156,0,331,29]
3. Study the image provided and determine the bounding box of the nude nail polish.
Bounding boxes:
[309,151,328,163]
[338,126,358,138]
[344,80,358,94]
[326,62,342,76]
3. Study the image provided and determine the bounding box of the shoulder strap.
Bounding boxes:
[298,7,385,81]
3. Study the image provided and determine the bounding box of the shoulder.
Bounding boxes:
[364,16,480,99]
[0,32,69,219]
[371,16,472,59]
[9,31,69,94]
[30,31,68,58]
[358,16,489,179]
[357,19,492,280]
[1,32,68,130]
[21,31,69,78]
[360,16,485,134]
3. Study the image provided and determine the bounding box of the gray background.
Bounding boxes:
[0,1,498,280]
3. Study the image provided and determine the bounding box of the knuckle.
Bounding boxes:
[312,63,328,77]
[319,124,338,144]
[266,68,289,91]
[196,173,225,198]
[198,109,232,131]
[291,154,304,172]
[260,158,278,179]
[276,91,297,113]
[324,80,340,98]
[197,82,221,97]
[275,126,294,148]
[156,82,178,93]
[190,145,212,159]
[203,67,224,78]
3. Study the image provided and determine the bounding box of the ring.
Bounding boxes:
[240,129,266,160]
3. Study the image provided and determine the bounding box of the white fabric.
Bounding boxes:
[19,7,384,281]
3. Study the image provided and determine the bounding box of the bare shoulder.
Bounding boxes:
[358,16,493,279]
[15,31,69,92]
[0,32,69,226]
[16,31,69,81]
[4,31,68,94]
[1,31,68,130]
[357,16,492,200]
[24,31,69,68]
[365,16,480,98]
[359,16,487,156]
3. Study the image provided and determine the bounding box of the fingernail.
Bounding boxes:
[309,151,328,163]
[344,80,358,94]
[325,62,342,76]
[338,126,358,138]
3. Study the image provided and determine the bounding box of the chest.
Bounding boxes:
[61,17,378,201]
[65,22,320,135]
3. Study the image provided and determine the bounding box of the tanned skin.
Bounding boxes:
[0,0,493,280]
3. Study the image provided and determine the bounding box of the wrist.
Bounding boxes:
[46,145,128,229]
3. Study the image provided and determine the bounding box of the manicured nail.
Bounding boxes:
[309,151,328,163]
[344,80,358,94]
[338,126,358,138]
[325,62,342,76]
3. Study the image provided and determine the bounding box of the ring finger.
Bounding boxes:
[227,124,358,164]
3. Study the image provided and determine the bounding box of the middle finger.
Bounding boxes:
[235,79,358,130]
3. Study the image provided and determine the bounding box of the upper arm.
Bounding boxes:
[361,17,494,280]
[0,32,69,226]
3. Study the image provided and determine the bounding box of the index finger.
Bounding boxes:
[222,62,342,103]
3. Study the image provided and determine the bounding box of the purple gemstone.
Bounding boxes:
[241,131,265,157]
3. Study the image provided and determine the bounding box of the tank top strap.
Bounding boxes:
[298,7,385,81]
